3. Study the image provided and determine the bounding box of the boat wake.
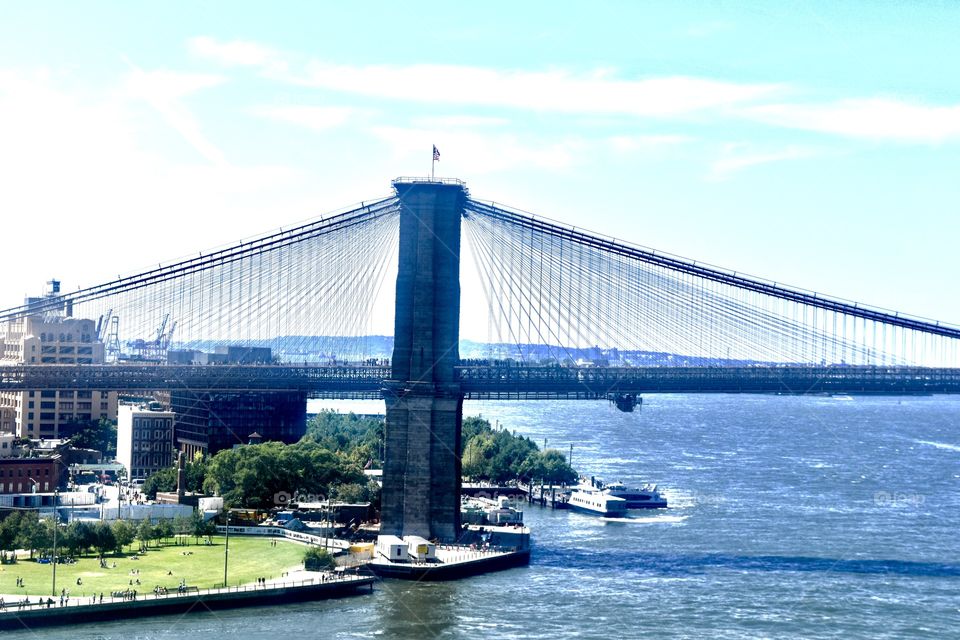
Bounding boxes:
[915,439,960,453]
[600,514,688,525]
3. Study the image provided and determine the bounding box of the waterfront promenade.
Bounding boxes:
[0,569,374,630]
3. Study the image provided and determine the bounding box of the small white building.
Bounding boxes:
[116,404,175,481]
[405,535,436,562]
[376,535,409,562]
[0,432,15,458]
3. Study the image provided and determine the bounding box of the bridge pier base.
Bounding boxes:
[382,388,462,541]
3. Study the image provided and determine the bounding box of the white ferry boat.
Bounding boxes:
[568,487,628,517]
[602,481,668,509]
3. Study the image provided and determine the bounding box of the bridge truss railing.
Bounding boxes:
[3,363,959,397]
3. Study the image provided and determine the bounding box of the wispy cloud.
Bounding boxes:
[188,36,281,68]
[708,143,817,181]
[295,62,782,117]
[189,37,960,148]
[251,105,355,131]
[608,134,694,152]
[121,59,228,164]
[190,39,781,118]
[410,115,510,129]
[741,99,960,143]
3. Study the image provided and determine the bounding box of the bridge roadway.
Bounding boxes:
[2,364,960,397]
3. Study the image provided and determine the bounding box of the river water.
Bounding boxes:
[16,395,960,639]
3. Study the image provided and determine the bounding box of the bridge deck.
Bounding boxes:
[1,364,959,397]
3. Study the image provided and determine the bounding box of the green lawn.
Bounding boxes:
[0,536,306,598]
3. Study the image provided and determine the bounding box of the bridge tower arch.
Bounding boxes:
[380,178,467,542]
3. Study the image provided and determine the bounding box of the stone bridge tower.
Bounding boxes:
[380,178,467,542]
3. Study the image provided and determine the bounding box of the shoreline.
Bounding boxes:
[0,571,374,631]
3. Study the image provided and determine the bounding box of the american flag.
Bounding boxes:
[433,145,440,161]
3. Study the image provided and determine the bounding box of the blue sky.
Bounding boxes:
[1,1,959,330]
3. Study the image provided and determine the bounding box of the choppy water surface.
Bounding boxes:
[18,395,960,639]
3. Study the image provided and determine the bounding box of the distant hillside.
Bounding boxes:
[175,336,764,366]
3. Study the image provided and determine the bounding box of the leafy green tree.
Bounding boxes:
[137,520,155,549]
[203,440,364,508]
[142,456,208,500]
[0,511,22,552]
[17,512,48,559]
[33,518,56,558]
[66,418,118,457]
[460,419,538,483]
[304,411,384,468]
[329,482,376,503]
[191,511,214,543]
[519,449,578,486]
[62,521,95,557]
[141,467,176,500]
[92,521,118,555]
[156,519,174,545]
[173,515,191,537]
[112,520,136,551]
[303,546,335,571]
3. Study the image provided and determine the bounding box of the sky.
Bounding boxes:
[1,1,959,330]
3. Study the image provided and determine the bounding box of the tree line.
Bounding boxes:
[461,416,578,485]
[140,413,380,509]
[136,412,576,510]
[0,511,216,561]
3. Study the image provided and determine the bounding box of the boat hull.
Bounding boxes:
[568,503,627,518]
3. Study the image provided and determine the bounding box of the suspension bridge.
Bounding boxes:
[2,177,958,540]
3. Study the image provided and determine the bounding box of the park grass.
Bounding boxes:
[0,536,306,598]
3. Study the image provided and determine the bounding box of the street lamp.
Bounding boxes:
[52,488,59,597]
[223,509,230,589]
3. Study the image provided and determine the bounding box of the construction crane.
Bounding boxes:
[96,309,113,342]
[128,313,177,361]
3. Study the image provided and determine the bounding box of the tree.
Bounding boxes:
[156,519,174,545]
[141,467,176,500]
[66,418,118,457]
[519,449,577,486]
[62,521,95,557]
[92,521,118,555]
[31,518,55,558]
[0,511,22,553]
[329,482,375,504]
[203,440,364,509]
[305,411,384,468]
[112,520,136,552]
[303,546,335,571]
[173,515,191,538]
[14,512,48,560]
[137,520,155,550]
[141,456,207,500]
[460,420,538,483]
